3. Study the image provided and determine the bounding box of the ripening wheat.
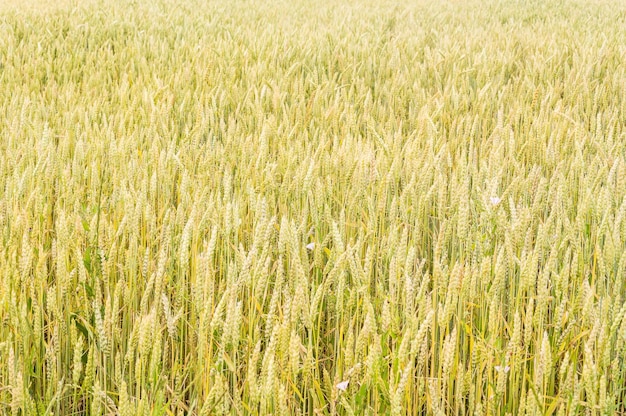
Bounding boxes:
[2,0,626,414]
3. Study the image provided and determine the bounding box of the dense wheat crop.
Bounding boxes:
[3,0,626,414]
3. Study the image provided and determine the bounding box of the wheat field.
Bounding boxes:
[2,0,626,414]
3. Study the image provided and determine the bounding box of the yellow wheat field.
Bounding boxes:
[2,0,626,414]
